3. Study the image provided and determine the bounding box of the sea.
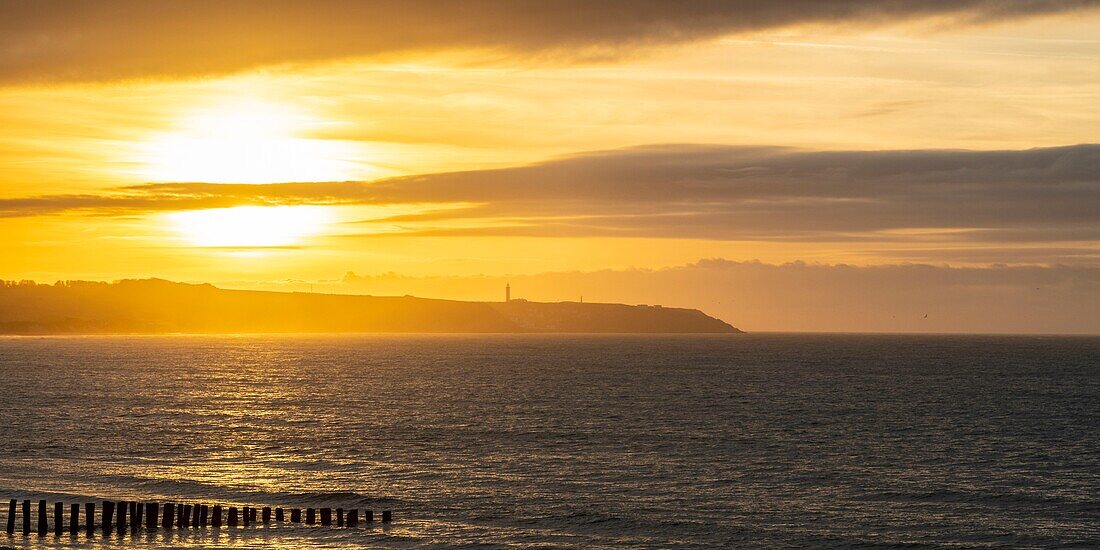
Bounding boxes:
[0,334,1097,549]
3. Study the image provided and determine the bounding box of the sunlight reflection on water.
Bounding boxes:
[0,334,1098,548]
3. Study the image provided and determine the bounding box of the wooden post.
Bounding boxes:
[227,507,238,527]
[290,508,301,523]
[54,502,62,536]
[84,503,94,537]
[37,499,47,536]
[178,504,188,529]
[131,502,140,533]
[365,509,373,522]
[262,507,271,524]
[192,504,200,528]
[250,507,257,523]
[242,506,251,527]
[382,510,392,523]
[200,505,208,527]
[320,507,331,526]
[116,501,126,534]
[101,501,113,535]
[211,505,222,528]
[146,503,158,529]
[306,508,315,525]
[162,502,174,529]
[346,509,358,527]
[69,503,78,535]
[275,508,284,522]
[6,499,14,534]
[22,499,30,535]
[336,508,344,527]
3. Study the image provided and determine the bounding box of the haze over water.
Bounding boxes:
[1,334,1097,548]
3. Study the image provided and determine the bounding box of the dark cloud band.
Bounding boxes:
[2,0,1097,83]
[2,143,1099,254]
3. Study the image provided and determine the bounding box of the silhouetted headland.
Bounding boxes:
[0,279,740,334]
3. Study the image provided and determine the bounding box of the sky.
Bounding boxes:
[2,1,1099,332]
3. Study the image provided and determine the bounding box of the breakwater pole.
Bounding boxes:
[36,500,46,536]
[1,497,392,537]
[84,503,94,537]
[145,502,158,529]
[102,501,113,535]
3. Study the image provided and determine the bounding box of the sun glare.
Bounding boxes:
[168,206,330,247]
[141,101,354,184]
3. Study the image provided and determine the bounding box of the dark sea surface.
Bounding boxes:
[0,334,1098,549]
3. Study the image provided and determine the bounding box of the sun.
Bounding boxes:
[140,101,354,184]
[167,205,331,248]
[141,100,351,247]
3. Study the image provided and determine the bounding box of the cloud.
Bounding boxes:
[2,0,1098,83]
[227,259,1100,334]
[361,143,1100,243]
[3,143,1099,254]
[0,185,325,217]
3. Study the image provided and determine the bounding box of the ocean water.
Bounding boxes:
[0,334,1097,549]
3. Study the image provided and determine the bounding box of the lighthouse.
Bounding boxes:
[505,283,511,303]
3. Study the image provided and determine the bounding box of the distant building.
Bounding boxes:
[506,283,511,303]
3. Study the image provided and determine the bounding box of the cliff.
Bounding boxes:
[0,279,740,334]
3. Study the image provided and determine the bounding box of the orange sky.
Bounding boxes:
[1,1,1099,332]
